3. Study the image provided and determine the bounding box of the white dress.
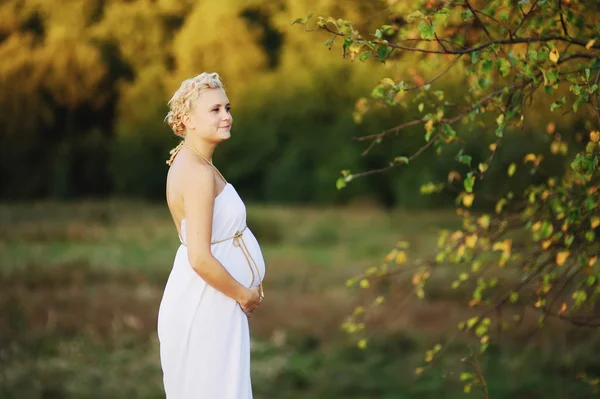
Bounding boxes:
[157,183,266,399]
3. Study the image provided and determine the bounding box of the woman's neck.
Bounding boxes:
[183,136,216,163]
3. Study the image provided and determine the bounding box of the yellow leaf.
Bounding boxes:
[480,335,489,344]
[353,306,365,316]
[477,215,490,229]
[357,339,367,349]
[591,131,600,143]
[541,240,552,249]
[523,153,537,163]
[450,231,464,241]
[397,241,410,249]
[591,216,600,229]
[468,299,480,307]
[492,241,507,252]
[462,193,475,208]
[541,190,550,200]
[588,256,597,267]
[556,251,569,266]
[412,272,422,286]
[383,249,398,263]
[531,221,542,232]
[559,302,567,313]
[586,39,596,50]
[424,119,434,132]
[359,279,370,288]
[489,143,497,151]
[465,234,478,249]
[549,48,560,63]
[448,170,462,183]
[457,244,466,258]
[375,296,385,305]
[395,251,408,264]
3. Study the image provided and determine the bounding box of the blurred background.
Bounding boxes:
[1,0,598,398]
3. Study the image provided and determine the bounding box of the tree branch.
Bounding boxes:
[320,26,600,55]
[404,55,463,92]
[558,0,570,37]
[514,0,540,36]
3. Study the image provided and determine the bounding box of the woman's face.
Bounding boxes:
[184,88,232,142]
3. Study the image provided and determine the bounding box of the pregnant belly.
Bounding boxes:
[215,228,266,288]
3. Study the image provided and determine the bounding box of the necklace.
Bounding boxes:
[183,144,228,184]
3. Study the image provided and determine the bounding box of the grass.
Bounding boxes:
[0,200,598,398]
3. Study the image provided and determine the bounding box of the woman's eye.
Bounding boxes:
[212,108,219,112]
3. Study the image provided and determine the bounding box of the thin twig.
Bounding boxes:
[321,24,600,55]
[558,0,570,37]
[514,0,540,36]
[404,55,464,92]
[594,69,600,128]
[472,9,514,38]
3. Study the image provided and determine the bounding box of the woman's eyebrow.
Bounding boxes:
[210,103,231,107]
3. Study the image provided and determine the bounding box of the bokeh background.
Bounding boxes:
[1,0,598,398]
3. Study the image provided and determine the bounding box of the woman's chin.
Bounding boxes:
[218,129,231,141]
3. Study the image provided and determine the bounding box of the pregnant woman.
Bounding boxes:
[157,72,266,398]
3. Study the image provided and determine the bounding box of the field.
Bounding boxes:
[1,200,598,398]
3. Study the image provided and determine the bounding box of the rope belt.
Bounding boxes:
[211,226,264,299]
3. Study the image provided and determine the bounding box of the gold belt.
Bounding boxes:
[211,226,264,299]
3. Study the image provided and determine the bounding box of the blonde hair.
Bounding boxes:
[165,72,225,165]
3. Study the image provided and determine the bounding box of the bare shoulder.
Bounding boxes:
[181,158,216,199]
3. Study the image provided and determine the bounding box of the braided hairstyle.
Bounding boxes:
[165,72,225,165]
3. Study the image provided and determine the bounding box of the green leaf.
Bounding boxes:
[546,70,559,86]
[376,44,393,61]
[459,155,472,167]
[497,59,511,76]
[508,163,516,177]
[359,51,372,62]
[464,173,475,193]
[336,177,347,190]
[395,156,409,164]
[550,97,566,112]
[471,51,480,64]
[442,124,456,138]
[585,230,595,242]
[418,21,436,40]
[291,13,313,25]
[406,10,425,22]
[481,60,494,73]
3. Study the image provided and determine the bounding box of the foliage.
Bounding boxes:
[0,0,574,206]
[294,0,600,395]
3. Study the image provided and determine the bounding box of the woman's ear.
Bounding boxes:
[182,113,194,131]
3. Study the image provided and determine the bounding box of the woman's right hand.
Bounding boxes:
[239,287,262,316]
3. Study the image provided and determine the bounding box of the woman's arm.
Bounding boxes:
[183,164,259,309]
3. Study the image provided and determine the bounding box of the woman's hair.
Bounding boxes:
[165,72,225,165]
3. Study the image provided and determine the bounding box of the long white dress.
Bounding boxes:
[157,183,266,398]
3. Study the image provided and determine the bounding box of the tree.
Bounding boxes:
[294,0,599,395]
